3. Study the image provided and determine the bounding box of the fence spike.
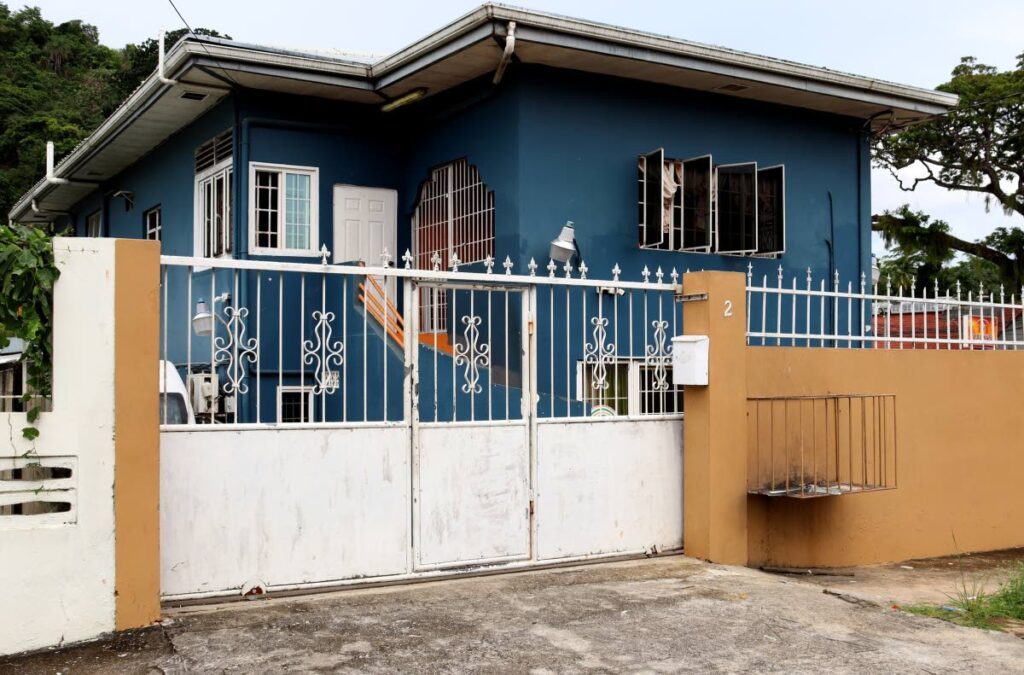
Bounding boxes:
[319,244,331,265]
[503,255,514,275]
[777,264,784,282]
[430,251,442,271]
[547,258,557,278]
[450,250,461,272]
[528,258,538,276]
[642,265,651,283]
[579,260,588,279]
[401,249,413,269]
[563,259,573,279]
[484,255,495,274]
[612,263,621,282]
[380,247,392,268]
[747,261,754,285]
[670,268,679,284]
[655,266,663,283]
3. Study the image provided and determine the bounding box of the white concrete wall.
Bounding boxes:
[0,239,118,656]
[536,419,684,561]
[161,426,410,597]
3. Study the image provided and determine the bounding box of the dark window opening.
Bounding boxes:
[682,155,713,251]
[716,163,757,254]
[756,166,785,256]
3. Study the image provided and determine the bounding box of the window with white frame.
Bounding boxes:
[248,163,319,256]
[576,359,684,417]
[144,206,161,241]
[277,385,315,423]
[195,129,234,258]
[413,158,495,332]
[85,210,101,237]
[638,150,783,257]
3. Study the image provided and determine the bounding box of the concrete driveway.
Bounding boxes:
[4,556,1023,673]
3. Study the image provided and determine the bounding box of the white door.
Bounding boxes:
[333,185,398,303]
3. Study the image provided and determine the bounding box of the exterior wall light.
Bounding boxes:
[381,88,427,113]
[191,293,231,336]
[549,221,581,263]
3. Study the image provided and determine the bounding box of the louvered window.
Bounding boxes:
[194,129,233,174]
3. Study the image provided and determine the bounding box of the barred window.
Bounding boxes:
[194,129,233,174]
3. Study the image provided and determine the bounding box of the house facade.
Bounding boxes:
[9,5,954,424]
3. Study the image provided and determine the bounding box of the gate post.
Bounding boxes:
[681,271,748,565]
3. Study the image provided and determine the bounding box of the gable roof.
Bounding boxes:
[10,3,957,223]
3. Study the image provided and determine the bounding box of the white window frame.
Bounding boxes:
[752,164,786,258]
[575,359,683,417]
[193,158,233,259]
[276,385,316,423]
[85,210,101,238]
[714,161,759,256]
[144,206,161,242]
[248,162,320,257]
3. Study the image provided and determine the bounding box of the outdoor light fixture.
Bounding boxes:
[191,299,214,337]
[191,293,231,337]
[381,88,427,113]
[549,221,581,264]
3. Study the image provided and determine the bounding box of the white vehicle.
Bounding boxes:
[160,360,195,425]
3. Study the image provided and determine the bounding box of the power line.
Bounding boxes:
[164,0,240,88]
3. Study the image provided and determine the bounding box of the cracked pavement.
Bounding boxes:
[3,556,1023,673]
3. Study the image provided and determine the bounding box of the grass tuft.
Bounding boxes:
[904,562,1024,632]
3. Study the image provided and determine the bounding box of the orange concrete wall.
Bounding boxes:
[113,239,161,629]
[746,347,1024,568]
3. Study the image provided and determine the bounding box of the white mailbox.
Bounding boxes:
[671,335,709,386]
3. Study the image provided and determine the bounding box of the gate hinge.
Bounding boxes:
[528,319,535,335]
[528,499,535,517]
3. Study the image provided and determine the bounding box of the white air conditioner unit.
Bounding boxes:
[189,373,218,414]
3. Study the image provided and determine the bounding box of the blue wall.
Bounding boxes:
[61,65,872,423]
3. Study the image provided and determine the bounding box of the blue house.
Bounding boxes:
[9,5,954,425]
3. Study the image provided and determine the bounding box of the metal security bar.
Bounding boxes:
[747,394,897,498]
[158,250,682,429]
[746,265,1024,350]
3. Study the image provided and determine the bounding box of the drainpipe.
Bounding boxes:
[827,190,836,334]
[158,30,179,86]
[45,142,68,186]
[493,21,516,85]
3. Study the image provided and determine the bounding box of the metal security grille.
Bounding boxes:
[194,129,233,174]
[413,159,495,332]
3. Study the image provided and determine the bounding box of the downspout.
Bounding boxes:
[45,142,68,186]
[827,190,836,335]
[492,21,516,85]
[158,30,179,86]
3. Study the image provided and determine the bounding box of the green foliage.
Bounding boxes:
[0,222,60,440]
[0,2,227,219]
[904,562,1024,632]
[872,53,1024,289]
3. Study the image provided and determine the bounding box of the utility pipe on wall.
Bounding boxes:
[45,142,68,186]
[493,21,517,85]
[158,30,179,86]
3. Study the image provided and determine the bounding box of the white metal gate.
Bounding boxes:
[158,254,683,599]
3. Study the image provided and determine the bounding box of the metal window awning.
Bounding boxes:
[0,353,22,366]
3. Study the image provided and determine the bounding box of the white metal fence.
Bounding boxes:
[746,265,1024,350]
[159,250,683,428]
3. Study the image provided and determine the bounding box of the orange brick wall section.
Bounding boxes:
[746,347,1024,568]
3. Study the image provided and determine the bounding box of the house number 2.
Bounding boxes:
[724,300,733,318]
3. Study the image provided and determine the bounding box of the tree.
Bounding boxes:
[872,53,1024,289]
[110,27,229,102]
[0,2,227,219]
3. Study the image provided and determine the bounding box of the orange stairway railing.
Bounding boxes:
[357,275,456,357]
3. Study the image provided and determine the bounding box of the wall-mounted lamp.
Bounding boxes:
[549,221,582,264]
[381,88,427,113]
[191,293,231,336]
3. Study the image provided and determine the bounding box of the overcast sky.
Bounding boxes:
[28,0,1024,257]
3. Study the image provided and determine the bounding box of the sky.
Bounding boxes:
[26,0,1024,258]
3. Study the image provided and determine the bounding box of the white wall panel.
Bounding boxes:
[161,426,409,597]
[536,419,683,561]
[416,424,529,568]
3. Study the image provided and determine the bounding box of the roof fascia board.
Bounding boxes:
[191,56,375,91]
[371,5,496,75]
[483,5,956,110]
[373,23,496,90]
[511,24,951,115]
